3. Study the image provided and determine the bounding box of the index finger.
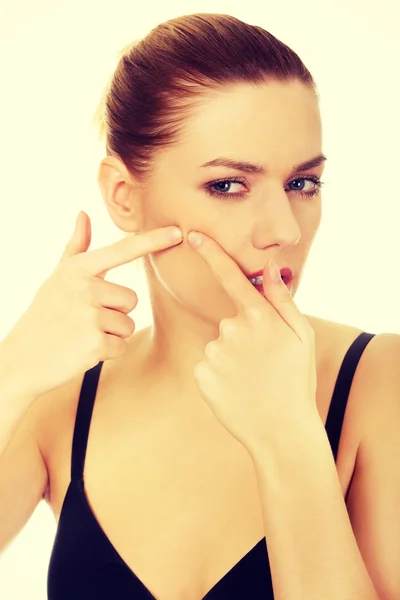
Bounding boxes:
[189,233,267,314]
[76,227,182,277]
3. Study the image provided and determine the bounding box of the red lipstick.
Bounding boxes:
[247,267,293,282]
[280,268,293,282]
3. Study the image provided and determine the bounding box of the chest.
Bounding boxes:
[43,324,366,600]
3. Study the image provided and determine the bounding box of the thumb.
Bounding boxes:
[57,211,92,266]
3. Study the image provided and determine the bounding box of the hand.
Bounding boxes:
[4,212,183,399]
[187,231,318,454]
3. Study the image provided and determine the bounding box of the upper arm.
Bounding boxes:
[0,394,51,555]
[346,333,400,600]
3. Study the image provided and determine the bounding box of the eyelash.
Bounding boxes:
[204,175,325,201]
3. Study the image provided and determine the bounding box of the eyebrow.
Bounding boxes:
[200,153,327,174]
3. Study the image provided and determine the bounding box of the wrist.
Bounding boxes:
[248,410,326,471]
[0,335,41,402]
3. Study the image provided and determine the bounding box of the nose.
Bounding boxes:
[251,198,302,249]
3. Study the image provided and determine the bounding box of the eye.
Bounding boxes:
[204,175,325,201]
[287,176,325,199]
[204,177,248,200]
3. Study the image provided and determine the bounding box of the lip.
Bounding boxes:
[246,267,293,282]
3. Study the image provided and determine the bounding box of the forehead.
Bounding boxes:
[169,81,322,171]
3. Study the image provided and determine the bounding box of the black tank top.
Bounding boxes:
[47,331,376,599]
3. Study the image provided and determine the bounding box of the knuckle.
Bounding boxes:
[87,305,102,328]
[125,316,136,335]
[127,290,138,310]
[78,278,97,303]
[88,330,104,356]
[219,319,234,338]
[195,358,207,372]
[204,343,215,360]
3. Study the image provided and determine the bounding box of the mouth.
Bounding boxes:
[249,276,292,290]
[247,268,293,289]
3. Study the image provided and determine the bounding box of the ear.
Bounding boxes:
[97,156,142,234]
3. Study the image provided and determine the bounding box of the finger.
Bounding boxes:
[188,231,267,314]
[76,226,183,277]
[93,279,138,314]
[263,261,312,341]
[58,211,92,266]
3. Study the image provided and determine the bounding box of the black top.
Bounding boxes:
[47,331,376,599]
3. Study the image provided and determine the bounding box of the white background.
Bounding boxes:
[0,0,399,598]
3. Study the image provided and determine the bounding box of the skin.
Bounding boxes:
[97,80,325,409]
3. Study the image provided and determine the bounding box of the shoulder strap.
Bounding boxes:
[325,332,376,462]
[71,361,104,481]
[69,335,376,480]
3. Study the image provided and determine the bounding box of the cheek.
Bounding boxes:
[297,202,321,239]
[139,189,183,228]
[149,239,209,285]
[147,241,240,318]
[308,207,322,241]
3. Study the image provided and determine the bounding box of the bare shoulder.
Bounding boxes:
[305,312,400,429]
[305,313,365,349]
[305,311,398,366]
[305,312,382,361]
[350,326,400,435]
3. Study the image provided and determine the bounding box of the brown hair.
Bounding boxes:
[92,13,318,186]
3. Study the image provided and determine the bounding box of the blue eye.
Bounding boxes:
[204,175,325,201]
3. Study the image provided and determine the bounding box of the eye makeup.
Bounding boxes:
[203,175,325,201]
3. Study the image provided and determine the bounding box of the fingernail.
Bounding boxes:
[166,227,182,241]
[268,260,282,282]
[188,232,203,247]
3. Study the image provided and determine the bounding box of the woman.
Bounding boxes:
[0,12,399,600]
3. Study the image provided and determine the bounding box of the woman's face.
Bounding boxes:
[104,80,324,326]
